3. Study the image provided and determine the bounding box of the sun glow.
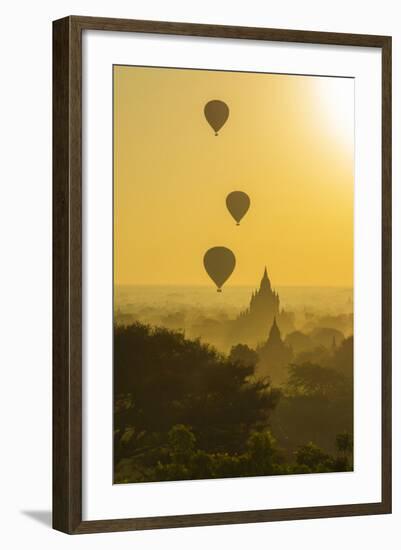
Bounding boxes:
[114,67,354,287]
[313,77,354,153]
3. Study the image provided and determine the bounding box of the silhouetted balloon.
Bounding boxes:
[203,247,236,292]
[204,100,229,136]
[226,191,250,225]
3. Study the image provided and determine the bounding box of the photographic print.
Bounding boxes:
[113,65,354,484]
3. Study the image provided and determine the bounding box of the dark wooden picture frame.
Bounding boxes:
[53,15,392,534]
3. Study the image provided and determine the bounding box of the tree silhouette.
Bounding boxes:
[114,322,353,483]
[286,362,347,398]
[114,322,280,475]
[336,431,353,457]
[229,343,259,368]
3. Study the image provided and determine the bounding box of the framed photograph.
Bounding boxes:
[53,16,392,534]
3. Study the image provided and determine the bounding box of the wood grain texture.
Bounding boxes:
[52,16,392,534]
[70,15,389,47]
[52,16,82,534]
[381,36,392,513]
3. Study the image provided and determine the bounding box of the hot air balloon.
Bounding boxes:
[204,100,229,136]
[226,191,250,225]
[203,247,236,292]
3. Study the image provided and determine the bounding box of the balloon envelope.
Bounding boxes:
[226,191,250,225]
[203,247,236,291]
[204,100,229,135]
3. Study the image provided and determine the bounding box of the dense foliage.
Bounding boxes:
[270,339,353,456]
[114,323,353,483]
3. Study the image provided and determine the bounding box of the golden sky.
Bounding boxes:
[114,66,354,287]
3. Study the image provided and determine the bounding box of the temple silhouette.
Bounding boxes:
[257,316,293,385]
[230,267,295,347]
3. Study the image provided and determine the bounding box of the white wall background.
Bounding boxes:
[0,0,399,547]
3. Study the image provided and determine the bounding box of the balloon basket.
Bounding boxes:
[217,288,222,293]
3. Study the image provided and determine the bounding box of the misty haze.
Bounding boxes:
[113,65,354,484]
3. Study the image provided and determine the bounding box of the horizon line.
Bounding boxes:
[115,283,354,289]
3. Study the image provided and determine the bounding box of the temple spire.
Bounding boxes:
[263,266,268,279]
[269,316,281,340]
[260,266,271,291]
